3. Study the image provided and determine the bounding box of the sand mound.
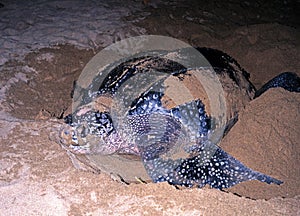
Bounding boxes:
[221,88,300,199]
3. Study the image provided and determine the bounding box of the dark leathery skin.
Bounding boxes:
[60,47,300,189]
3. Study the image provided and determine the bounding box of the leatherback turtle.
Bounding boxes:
[58,47,299,189]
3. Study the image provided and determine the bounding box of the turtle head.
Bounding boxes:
[58,108,116,153]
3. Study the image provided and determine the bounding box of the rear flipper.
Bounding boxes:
[193,147,284,189]
[144,145,283,189]
[255,72,300,98]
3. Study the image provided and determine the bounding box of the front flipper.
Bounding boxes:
[143,145,283,189]
[128,91,283,189]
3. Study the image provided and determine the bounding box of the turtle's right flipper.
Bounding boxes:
[142,145,283,189]
[181,146,284,189]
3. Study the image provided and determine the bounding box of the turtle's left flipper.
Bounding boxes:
[255,72,300,98]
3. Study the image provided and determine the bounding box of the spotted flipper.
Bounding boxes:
[128,91,283,189]
[138,121,283,189]
[170,146,283,189]
[255,72,300,98]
